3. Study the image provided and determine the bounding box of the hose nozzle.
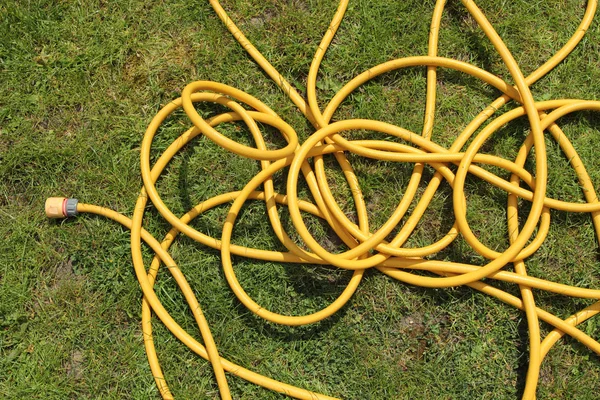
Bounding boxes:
[45,197,79,218]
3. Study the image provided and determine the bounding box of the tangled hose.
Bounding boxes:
[47,0,600,398]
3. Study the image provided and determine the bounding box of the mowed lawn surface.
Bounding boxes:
[2,0,600,398]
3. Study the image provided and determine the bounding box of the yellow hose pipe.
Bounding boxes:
[46,1,600,399]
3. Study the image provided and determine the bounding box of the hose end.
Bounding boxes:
[45,197,79,218]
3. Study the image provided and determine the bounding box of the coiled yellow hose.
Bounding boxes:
[48,0,600,398]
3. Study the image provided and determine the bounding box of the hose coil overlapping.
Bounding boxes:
[61,1,600,398]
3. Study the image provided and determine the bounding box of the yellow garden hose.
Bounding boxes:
[45,0,600,398]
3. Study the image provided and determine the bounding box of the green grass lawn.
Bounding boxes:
[2,0,600,398]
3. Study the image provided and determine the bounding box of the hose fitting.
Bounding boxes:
[45,197,79,218]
